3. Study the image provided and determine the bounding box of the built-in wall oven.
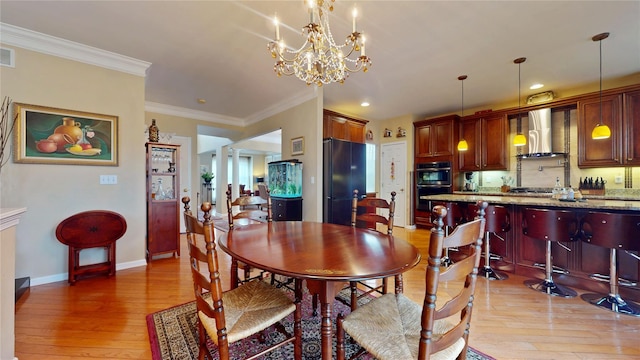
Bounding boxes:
[416,161,452,211]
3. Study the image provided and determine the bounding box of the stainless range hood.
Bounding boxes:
[520,108,565,158]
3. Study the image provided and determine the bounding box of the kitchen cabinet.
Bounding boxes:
[272,197,303,221]
[623,90,640,166]
[146,142,181,261]
[577,93,623,168]
[323,109,368,143]
[578,88,640,168]
[458,112,508,171]
[414,114,459,158]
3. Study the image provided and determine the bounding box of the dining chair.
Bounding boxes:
[336,200,487,360]
[349,189,396,308]
[182,198,303,360]
[226,189,272,288]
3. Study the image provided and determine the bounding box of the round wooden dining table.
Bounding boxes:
[218,221,421,360]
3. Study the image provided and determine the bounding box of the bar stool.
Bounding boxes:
[580,212,640,317]
[468,203,510,280]
[522,208,578,297]
[432,201,466,267]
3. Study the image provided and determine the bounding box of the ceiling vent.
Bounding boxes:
[0,48,15,67]
[526,91,554,104]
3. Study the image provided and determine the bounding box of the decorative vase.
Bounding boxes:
[148,119,159,142]
[54,117,83,146]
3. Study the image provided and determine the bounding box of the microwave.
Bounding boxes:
[416,161,452,186]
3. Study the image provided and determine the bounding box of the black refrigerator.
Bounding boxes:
[323,138,366,226]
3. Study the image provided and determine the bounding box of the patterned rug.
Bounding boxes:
[147,288,495,360]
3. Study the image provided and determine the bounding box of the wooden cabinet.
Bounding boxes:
[414,115,459,158]
[578,88,640,168]
[323,109,368,143]
[458,112,508,171]
[624,90,640,166]
[577,94,623,167]
[272,197,303,221]
[146,142,181,261]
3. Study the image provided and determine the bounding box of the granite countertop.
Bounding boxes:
[423,193,640,211]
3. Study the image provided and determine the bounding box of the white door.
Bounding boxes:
[172,136,192,233]
[380,141,407,227]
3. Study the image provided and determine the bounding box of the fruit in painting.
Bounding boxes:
[47,133,74,152]
[35,139,57,153]
[79,143,92,150]
[68,144,83,152]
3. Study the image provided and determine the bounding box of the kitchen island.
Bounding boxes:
[422,194,640,301]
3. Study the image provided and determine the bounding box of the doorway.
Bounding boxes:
[380,141,407,228]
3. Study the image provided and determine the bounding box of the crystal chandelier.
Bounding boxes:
[267,0,371,86]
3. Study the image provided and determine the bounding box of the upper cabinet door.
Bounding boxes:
[323,110,368,143]
[458,113,507,171]
[623,90,640,166]
[578,94,623,168]
[414,115,458,159]
[458,118,481,171]
[481,113,508,170]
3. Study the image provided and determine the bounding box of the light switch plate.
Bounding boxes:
[100,175,118,185]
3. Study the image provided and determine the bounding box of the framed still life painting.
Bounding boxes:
[13,103,118,166]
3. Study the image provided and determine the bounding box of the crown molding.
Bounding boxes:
[245,87,319,125]
[0,22,150,76]
[145,101,244,126]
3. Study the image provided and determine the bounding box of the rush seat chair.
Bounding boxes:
[183,199,303,359]
[336,201,487,360]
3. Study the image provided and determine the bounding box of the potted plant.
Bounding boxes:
[201,171,214,184]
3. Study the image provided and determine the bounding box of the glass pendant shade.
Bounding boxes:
[513,57,527,147]
[591,124,611,140]
[457,75,468,152]
[591,32,611,140]
[513,134,527,147]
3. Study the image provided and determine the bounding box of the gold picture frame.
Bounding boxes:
[13,103,118,166]
[291,136,304,155]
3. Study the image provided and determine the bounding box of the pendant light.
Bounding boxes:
[513,57,527,147]
[591,32,611,140]
[456,75,469,152]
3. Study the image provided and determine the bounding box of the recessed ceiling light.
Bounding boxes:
[197,98,206,104]
[360,102,370,107]
[530,83,544,90]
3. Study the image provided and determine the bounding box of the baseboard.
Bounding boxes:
[15,276,30,302]
[30,258,148,286]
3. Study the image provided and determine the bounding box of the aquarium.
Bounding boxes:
[268,159,302,198]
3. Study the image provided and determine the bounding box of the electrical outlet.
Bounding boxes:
[614,175,623,184]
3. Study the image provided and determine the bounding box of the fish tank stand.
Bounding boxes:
[268,159,303,221]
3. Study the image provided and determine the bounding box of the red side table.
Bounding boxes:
[55,210,127,284]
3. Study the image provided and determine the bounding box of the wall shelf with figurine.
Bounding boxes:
[146,142,180,261]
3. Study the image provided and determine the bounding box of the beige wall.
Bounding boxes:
[0,46,147,283]
[238,96,324,221]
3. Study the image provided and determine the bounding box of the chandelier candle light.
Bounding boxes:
[268,0,371,86]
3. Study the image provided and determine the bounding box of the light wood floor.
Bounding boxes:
[14,226,640,360]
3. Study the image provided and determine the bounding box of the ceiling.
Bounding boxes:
[1,1,639,124]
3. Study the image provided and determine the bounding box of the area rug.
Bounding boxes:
[147,289,495,360]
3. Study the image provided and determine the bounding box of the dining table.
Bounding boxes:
[217,221,422,360]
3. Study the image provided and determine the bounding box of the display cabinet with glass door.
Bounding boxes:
[146,142,180,261]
